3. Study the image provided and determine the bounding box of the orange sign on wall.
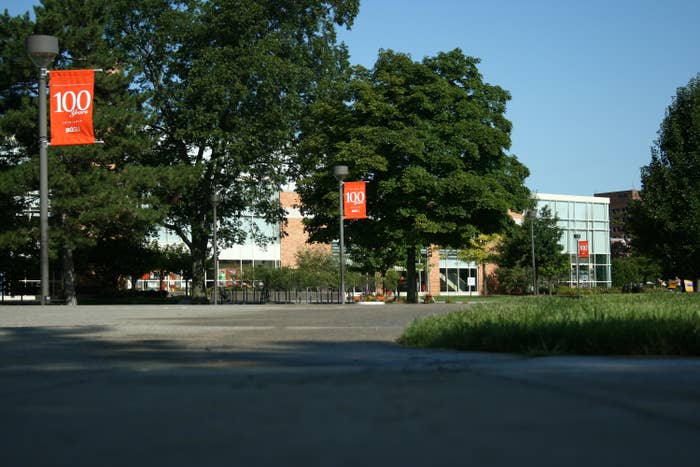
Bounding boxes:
[49,70,96,146]
[343,181,367,219]
[578,240,589,258]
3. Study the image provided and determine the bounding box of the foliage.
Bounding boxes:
[383,269,400,292]
[459,233,502,266]
[627,73,700,278]
[1,1,166,303]
[347,242,405,281]
[295,247,339,288]
[459,233,501,295]
[494,265,529,295]
[611,255,662,288]
[497,206,569,292]
[101,0,359,298]
[1,1,359,301]
[398,294,700,356]
[248,265,299,290]
[297,49,530,302]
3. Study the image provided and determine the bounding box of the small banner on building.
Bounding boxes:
[343,181,367,219]
[49,70,95,146]
[578,240,589,258]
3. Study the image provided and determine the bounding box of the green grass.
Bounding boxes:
[397,294,700,356]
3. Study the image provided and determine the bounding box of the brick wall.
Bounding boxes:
[280,192,330,267]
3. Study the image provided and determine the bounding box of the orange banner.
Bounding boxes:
[344,181,367,219]
[49,70,95,146]
[578,240,589,258]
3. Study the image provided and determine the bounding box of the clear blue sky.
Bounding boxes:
[7,0,700,196]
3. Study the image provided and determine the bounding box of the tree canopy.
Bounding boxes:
[497,206,568,293]
[105,0,359,298]
[1,1,163,303]
[627,73,700,278]
[1,0,359,301]
[297,49,531,301]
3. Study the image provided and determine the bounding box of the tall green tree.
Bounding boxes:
[0,11,42,294]
[497,206,568,293]
[1,1,164,304]
[297,49,530,302]
[627,73,700,278]
[106,0,359,299]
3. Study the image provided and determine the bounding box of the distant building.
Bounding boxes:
[535,193,612,288]
[152,191,612,294]
[593,190,640,241]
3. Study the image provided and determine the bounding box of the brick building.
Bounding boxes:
[153,191,610,294]
[279,191,330,267]
[593,190,640,240]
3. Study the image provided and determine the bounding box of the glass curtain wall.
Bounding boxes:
[439,251,478,295]
[536,194,611,288]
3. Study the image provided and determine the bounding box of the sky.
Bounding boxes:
[6,0,700,196]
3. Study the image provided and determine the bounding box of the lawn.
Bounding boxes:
[397,293,700,356]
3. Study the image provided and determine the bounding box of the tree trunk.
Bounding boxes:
[190,229,209,300]
[63,244,78,306]
[482,262,488,296]
[407,245,418,303]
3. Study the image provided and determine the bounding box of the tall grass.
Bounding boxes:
[397,294,700,356]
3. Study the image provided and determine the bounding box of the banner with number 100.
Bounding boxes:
[343,181,367,219]
[49,70,95,146]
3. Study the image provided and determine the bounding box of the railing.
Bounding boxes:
[218,287,343,304]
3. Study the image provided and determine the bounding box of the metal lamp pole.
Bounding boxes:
[333,165,349,304]
[573,233,581,294]
[529,209,537,295]
[26,35,59,305]
[211,192,221,305]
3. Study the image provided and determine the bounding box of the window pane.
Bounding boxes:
[592,203,607,220]
[459,269,469,292]
[555,202,569,220]
[447,269,458,292]
[593,231,609,253]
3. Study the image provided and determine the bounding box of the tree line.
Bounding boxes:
[2,1,697,303]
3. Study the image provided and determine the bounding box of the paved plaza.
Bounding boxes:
[1,303,699,466]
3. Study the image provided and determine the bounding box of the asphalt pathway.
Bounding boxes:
[1,303,698,466]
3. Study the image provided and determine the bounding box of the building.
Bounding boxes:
[149,191,327,290]
[593,189,640,251]
[151,191,611,294]
[535,193,612,288]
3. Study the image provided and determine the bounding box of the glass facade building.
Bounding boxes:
[535,193,611,288]
[438,252,478,294]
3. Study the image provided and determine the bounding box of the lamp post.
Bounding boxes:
[211,191,222,305]
[528,209,537,296]
[26,35,59,305]
[573,233,581,293]
[333,165,349,304]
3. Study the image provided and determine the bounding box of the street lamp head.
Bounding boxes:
[333,165,349,181]
[25,34,58,68]
[26,35,59,68]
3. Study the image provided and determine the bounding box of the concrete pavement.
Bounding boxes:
[1,303,698,466]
